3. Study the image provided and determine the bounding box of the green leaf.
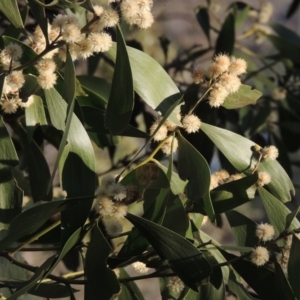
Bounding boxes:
[77,75,109,104]
[288,234,300,298]
[222,85,262,109]
[274,261,295,300]
[0,0,24,29]
[85,225,120,300]
[285,206,300,231]
[210,174,258,214]
[118,269,145,300]
[220,249,279,300]
[0,197,92,250]
[195,7,210,44]
[126,213,212,291]
[201,122,295,202]
[153,161,186,195]
[0,117,22,231]
[25,95,48,141]
[106,44,182,126]
[228,270,256,300]
[215,12,235,55]
[82,106,148,138]
[8,255,57,300]
[44,88,96,242]
[105,26,134,135]
[258,187,300,238]
[234,5,250,29]
[177,131,214,222]
[64,50,76,106]
[41,228,82,281]
[198,282,225,300]
[226,211,258,247]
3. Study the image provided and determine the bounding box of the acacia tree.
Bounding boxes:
[0,0,300,299]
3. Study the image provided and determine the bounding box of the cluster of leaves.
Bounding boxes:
[1,0,300,299]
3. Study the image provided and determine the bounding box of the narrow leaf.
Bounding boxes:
[195,7,210,44]
[177,131,214,222]
[288,234,300,298]
[215,13,235,55]
[105,26,134,134]
[126,213,212,291]
[0,0,24,29]
[201,122,295,202]
[85,225,120,300]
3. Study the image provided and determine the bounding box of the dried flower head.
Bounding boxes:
[104,218,123,237]
[262,145,279,160]
[132,262,149,274]
[251,246,269,266]
[257,171,271,187]
[256,223,275,241]
[0,43,23,65]
[136,11,154,29]
[97,196,115,217]
[214,169,230,184]
[182,114,201,133]
[192,68,204,84]
[112,202,128,219]
[101,174,116,188]
[108,182,127,201]
[210,173,219,190]
[167,276,185,293]
[161,136,178,155]
[61,24,81,43]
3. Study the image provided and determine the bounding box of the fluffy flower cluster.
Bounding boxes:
[120,0,154,29]
[257,171,271,187]
[208,54,247,107]
[261,145,279,161]
[0,44,35,113]
[166,276,185,293]
[210,169,243,190]
[132,261,149,274]
[149,118,178,155]
[256,223,275,242]
[251,246,269,266]
[95,175,129,221]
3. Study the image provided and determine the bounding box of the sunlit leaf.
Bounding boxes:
[0,0,24,29]
[258,187,300,238]
[222,85,262,109]
[44,88,96,243]
[106,44,182,126]
[201,123,295,202]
